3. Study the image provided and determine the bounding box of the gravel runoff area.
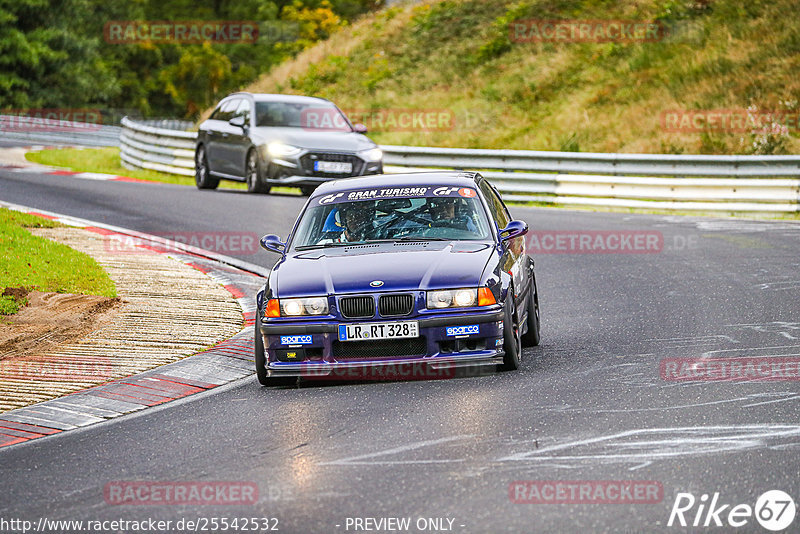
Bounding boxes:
[0,225,243,412]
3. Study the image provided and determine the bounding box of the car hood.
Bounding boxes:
[271,242,495,296]
[250,127,376,152]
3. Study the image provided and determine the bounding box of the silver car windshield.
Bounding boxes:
[255,101,352,131]
[293,196,492,249]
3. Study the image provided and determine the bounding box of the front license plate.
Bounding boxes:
[314,161,352,173]
[338,321,419,342]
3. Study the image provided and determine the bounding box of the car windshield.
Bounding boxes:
[292,193,491,249]
[255,101,352,131]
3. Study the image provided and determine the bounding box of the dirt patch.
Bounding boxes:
[2,287,29,301]
[0,291,122,360]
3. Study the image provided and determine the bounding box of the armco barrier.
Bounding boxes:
[0,114,120,147]
[114,118,799,212]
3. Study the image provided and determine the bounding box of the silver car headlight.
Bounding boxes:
[280,297,328,316]
[426,288,477,309]
[358,147,383,162]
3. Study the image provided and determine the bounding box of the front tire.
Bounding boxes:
[522,275,541,347]
[255,313,295,387]
[195,146,219,190]
[500,293,522,371]
[246,150,270,194]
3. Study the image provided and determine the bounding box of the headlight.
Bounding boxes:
[426,288,478,309]
[267,142,302,158]
[359,147,383,162]
[279,297,328,316]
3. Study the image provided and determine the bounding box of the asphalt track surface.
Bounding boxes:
[1,167,800,533]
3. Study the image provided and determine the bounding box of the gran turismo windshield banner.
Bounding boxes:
[315,186,478,205]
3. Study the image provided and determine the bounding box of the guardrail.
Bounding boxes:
[0,115,120,147]
[118,117,800,212]
[120,117,196,176]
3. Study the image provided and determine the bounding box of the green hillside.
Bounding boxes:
[238,0,800,154]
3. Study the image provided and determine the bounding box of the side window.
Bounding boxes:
[209,104,224,120]
[491,185,511,227]
[216,99,239,122]
[235,99,251,125]
[479,180,509,229]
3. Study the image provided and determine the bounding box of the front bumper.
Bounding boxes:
[262,149,383,186]
[260,309,504,379]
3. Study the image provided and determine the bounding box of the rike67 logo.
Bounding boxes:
[668,490,796,531]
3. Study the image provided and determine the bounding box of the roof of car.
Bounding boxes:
[226,92,333,105]
[312,172,482,196]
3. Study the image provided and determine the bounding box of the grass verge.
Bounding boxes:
[242,0,800,155]
[0,208,117,315]
[25,147,204,186]
[25,147,300,195]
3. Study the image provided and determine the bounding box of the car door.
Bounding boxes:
[479,179,528,306]
[227,99,253,177]
[217,98,247,176]
[206,99,238,175]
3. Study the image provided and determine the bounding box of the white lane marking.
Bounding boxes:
[319,435,474,466]
[728,322,800,340]
[700,343,800,357]
[688,219,800,233]
[322,460,466,465]
[497,425,800,464]
[72,172,118,180]
[742,394,800,408]
[556,393,798,413]
[628,461,652,471]
[644,334,740,345]
[756,281,800,291]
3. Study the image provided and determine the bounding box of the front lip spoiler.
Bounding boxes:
[267,353,504,376]
[265,174,326,185]
[259,309,503,335]
[264,173,381,186]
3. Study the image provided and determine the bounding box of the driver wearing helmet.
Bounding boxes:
[428,197,478,233]
[336,202,376,242]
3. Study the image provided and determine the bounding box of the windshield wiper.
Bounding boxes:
[295,242,366,251]
[295,237,449,250]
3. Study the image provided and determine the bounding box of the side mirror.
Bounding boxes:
[499,220,528,242]
[354,123,368,134]
[229,115,246,128]
[260,234,285,254]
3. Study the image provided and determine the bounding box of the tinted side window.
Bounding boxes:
[479,180,509,228]
[491,184,512,227]
[209,105,223,120]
